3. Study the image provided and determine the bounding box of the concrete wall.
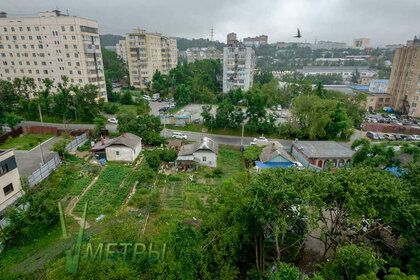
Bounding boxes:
[193,151,217,168]
[0,151,24,215]
[105,143,141,162]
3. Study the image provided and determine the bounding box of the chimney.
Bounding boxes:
[0,12,7,18]
[101,137,104,145]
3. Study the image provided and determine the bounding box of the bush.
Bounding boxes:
[77,140,92,152]
[104,103,119,114]
[162,149,177,162]
[168,175,182,181]
[213,167,223,178]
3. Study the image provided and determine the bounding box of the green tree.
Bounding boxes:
[119,90,133,105]
[319,245,385,280]
[93,116,106,137]
[326,102,351,139]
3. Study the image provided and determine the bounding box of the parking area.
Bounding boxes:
[149,100,172,116]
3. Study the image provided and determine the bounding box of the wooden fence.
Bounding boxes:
[0,127,23,145]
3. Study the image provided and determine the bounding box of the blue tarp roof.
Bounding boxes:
[348,85,369,90]
[255,161,294,169]
[372,79,389,84]
[385,166,407,177]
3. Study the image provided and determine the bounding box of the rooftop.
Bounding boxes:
[371,79,389,84]
[259,141,295,163]
[255,161,294,169]
[90,133,141,151]
[293,141,354,159]
[178,137,218,156]
[0,149,13,157]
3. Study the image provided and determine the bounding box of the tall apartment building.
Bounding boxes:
[353,38,371,49]
[388,37,420,117]
[223,43,255,93]
[186,46,222,63]
[243,35,268,47]
[126,29,177,89]
[0,149,24,216]
[227,32,237,45]
[116,39,127,63]
[0,11,107,100]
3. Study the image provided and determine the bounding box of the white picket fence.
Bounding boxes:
[27,154,61,188]
[65,133,88,152]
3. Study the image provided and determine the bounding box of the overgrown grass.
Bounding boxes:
[0,133,54,150]
[217,148,246,178]
[108,102,138,115]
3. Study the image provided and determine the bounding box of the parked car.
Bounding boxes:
[366,131,378,140]
[142,95,151,101]
[412,135,420,141]
[159,106,169,112]
[405,135,415,141]
[168,103,176,108]
[107,118,118,124]
[381,113,389,118]
[276,105,282,111]
[280,112,287,118]
[402,120,411,125]
[389,114,396,119]
[151,98,159,102]
[293,161,305,170]
[393,134,402,141]
[383,133,395,141]
[253,136,268,142]
[377,134,385,140]
[163,98,169,102]
[172,132,187,140]
[369,110,377,115]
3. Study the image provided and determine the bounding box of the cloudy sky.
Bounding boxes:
[3,0,420,46]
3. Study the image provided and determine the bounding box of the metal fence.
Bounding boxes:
[27,154,61,188]
[65,133,88,152]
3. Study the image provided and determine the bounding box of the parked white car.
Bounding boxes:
[253,136,268,142]
[280,112,287,118]
[142,95,151,101]
[293,161,305,170]
[412,135,420,141]
[276,105,282,111]
[107,118,118,124]
[172,132,187,140]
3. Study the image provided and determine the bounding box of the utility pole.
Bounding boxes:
[241,122,245,148]
[39,141,45,165]
[38,104,44,133]
[210,27,215,41]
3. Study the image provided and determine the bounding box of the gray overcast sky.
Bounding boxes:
[3,0,420,46]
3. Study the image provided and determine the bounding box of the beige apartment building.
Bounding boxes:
[116,39,127,63]
[0,10,107,100]
[0,149,24,216]
[388,38,420,117]
[126,29,177,89]
[353,38,371,49]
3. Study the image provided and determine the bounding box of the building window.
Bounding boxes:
[116,151,120,156]
[202,156,206,162]
[3,183,14,196]
[61,26,65,32]
[0,163,9,176]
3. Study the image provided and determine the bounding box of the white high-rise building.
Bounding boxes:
[116,39,127,63]
[0,10,107,100]
[223,44,255,93]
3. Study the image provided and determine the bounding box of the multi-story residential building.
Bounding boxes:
[353,38,371,49]
[369,79,389,93]
[0,149,24,216]
[0,10,107,100]
[116,39,127,63]
[310,40,347,50]
[126,29,177,89]
[186,46,222,63]
[388,37,420,117]
[227,32,237,45]
[223,43,255,93]
[243,35,268,47]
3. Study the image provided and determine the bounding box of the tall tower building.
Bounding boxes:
[125,29,177,89]
[227,32,237,45]
[388,37,420,117]
[0,11,107,100]
[223,42,255,93]
[116,39,127,63]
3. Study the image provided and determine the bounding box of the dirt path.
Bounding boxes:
[124,181,138,205]
[65,169,103,229]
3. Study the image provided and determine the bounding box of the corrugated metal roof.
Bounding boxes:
[255,161,294,169]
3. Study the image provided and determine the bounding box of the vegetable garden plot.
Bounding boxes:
[163,181,184,208]
[74,166,131,214]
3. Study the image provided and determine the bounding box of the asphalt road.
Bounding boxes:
[14,136,61,176]
[162,128,293,147]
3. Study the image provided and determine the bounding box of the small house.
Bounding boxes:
[291,140,354,170]
[176,137,218,169]
[91,133,142,162]
[167,139,183,153]
[255,141,296,172]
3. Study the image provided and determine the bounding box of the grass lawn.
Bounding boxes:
[0,133,54,150]
[217,148,246,178]
[108,102,138,115]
